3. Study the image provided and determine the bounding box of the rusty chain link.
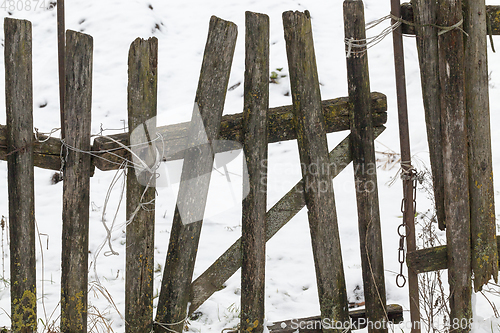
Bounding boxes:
[396,167,417,288]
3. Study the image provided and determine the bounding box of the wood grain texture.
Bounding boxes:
[437,0,472,328]
[154,16,237,333]
[463,0,498,292]
[5,17,37,333]
[283,10,349,331]
[411,0,446,230]
[241,11,269,333]
[344,2,387,332]
[60,30,93,333]
[125,37,158,333]
[407,238,500,274]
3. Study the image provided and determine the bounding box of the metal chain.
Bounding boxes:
[396,167,417,288]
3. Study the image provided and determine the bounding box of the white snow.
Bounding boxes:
[0,0,499,332]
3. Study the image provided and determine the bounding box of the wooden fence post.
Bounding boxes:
[125,37,158,333]
[411,0,446,231]
[437,0,472,330]
[61,30,93,333]
[241,11,269,333]
[154,16,237,333]
[463,0,498,292]
[283,10,350,331]
[4,17,37,333]
[344,2,388,332]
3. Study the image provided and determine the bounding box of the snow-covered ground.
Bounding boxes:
[0,0,499,332]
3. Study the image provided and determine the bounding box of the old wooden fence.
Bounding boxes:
[2,0,500,332]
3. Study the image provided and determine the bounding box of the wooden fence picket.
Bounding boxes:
[154,16,238,333]
[125,37,158,333]
[241,11,270,333]
[411,0,446,231]
[5,17,37,333]
[283,10,350,330]
[463,0,499,292]
[437,0,473,328]
[60,30,93,333]
[343,2,388,332]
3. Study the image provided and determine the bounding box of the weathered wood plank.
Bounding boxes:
[411,0,446,231]
[344,2,387,332]
[0,124,62,170]
[241,11,269,333]
[407,238,500,274]
[154,16,237,333]
[0,94,387,172]
[188,126,385,314]
[125,37,158,333]
[437,0,472,329]
[283,10,350,331]
[5,17,37,333]
[267,304,404,333]
[90,93,387,171]
[463,0,498,292]
[60,30,93,333]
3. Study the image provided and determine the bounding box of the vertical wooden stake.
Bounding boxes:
[154,16,237,333]
[344,2,388,332]
[125,37,158,333]
[61,30,93,333]
[411,0,446,231]
[463,0,499,292]
[241,11,269,333]
[5,17,37,333]
[437,0,472,329]
[283,10,350,331]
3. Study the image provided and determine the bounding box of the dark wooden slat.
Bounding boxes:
[283,10,350,330]
[188,126,385,315]
[463,0,499,292]
[344,2,387,332]
[411,0,446,230]
[154,16,237,333]
[4,17,37,333]
[60,30,93,333]
[241,11,269,333]
[267,304,404,333]
[437,0,472,329]
[90,93,387,171]
[407,238,500,274]
[125,37,158,333]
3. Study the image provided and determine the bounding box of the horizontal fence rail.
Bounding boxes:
[0,93,387,172]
